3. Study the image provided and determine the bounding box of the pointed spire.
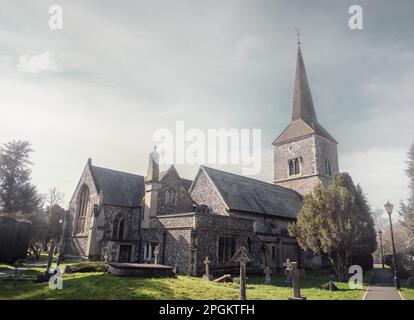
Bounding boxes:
[146,146,159,183]
[291,45,318,126]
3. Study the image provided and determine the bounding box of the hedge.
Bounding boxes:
[64,262,110,273]
[0,215,31,263]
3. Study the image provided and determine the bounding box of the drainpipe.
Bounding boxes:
[162,231,166,265]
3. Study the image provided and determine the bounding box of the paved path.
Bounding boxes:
[0,258,49,278]
[364,267,403,300]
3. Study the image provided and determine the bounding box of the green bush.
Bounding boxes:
[0,215,31,263]
[64,262,109,274]
[351,254,374,271]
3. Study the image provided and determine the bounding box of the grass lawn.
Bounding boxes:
[0,267,369,300]
[400,286,414,300]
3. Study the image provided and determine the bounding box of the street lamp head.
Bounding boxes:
[378,230,382,236]
[384,200,394,215]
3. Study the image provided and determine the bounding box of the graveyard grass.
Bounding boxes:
[400,286,414,300]
[0,266,372,300]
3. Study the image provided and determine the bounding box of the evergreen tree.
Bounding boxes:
[289,172,377,281]
[0,140,42,213]
[399,144,414,252]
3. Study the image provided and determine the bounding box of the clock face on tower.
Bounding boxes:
[287,142,300,155]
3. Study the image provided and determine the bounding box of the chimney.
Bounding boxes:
[142,147,161,229]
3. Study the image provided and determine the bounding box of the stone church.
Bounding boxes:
[62,45,339,275]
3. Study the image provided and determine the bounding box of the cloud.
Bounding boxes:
[17,51,58,74]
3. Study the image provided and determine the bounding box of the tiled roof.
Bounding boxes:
[90,166,144,207]
[202,166,302,219]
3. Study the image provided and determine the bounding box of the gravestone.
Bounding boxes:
[153,245,160,265]
[103,251,109,263]
[203,256,212,281]
[46,241,55,274]
[264,267,272,285]
[232,246,252,300]
[283,259,292,287]
[213,274,233,283]
[288,261,306,300]
[173,263,178,275]
[327,273,337,291]
[407,258,414,287]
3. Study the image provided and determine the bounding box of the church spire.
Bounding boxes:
[273,42,337,146]
[291,44,318,126]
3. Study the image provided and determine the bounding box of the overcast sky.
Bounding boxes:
[1,0,413,213]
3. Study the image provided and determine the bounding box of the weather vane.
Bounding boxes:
[295,27,301,46]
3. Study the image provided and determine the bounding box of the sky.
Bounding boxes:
[0,0,413,213]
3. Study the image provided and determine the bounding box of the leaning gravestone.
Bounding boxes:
[232,246,252,300]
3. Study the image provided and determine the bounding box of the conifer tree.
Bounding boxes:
[289,172,377,281]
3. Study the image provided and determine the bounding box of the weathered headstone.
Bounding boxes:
[46,241,55,274]
[213,274,233,283]
[203,256,212,281]
[232,246,252,300]
[264,266,272,285]
[288,261,306,300]
[283,258,292,287]
[327,273,336,291]
[407,258,414,287]
[153,245,160,265]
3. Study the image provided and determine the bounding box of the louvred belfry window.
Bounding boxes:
[75,185,89,234]
[289,158,300,176]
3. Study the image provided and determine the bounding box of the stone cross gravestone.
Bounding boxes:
[232,246,252,300]
[264,266,272,285]
[283,258,292,287]
[153,245,160,265]
[203,256,213,281]
[288,261,306,300]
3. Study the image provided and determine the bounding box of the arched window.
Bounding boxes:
[112,218,119,239]
[75,185,89,234]
[118,218,125,240]
[325,159,332,175]
[112,214,126,240]
[165,189,177,205]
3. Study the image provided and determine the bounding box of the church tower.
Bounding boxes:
[273,43,339,196]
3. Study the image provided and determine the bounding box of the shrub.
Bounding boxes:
[351,254,374,271]
[0,215,31,263]
[64,262,109,274]
[384,254,393,267]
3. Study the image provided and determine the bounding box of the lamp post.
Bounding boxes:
[378,230,385,269]
[384,201,400,290]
